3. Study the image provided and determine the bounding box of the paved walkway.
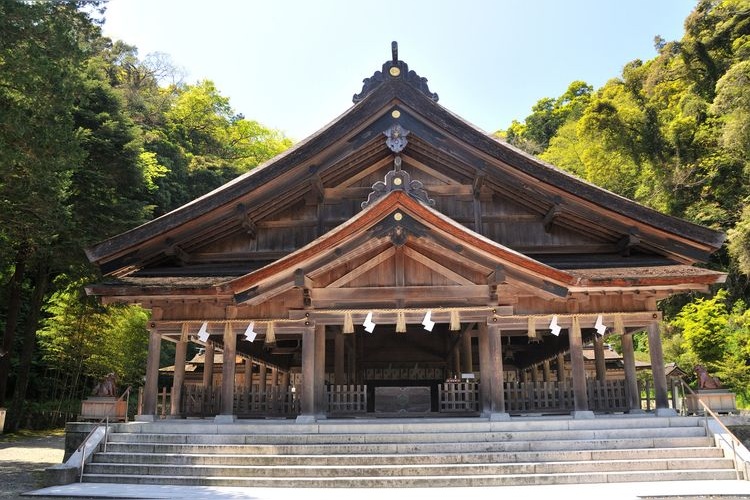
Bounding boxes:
[25,480,750,499]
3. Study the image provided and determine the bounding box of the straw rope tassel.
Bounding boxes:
[265,321,276,346]
[450,310,460,331]
[343,312,354,334]
[527,316,537,340]
[396,311,406,333]
[614,313,625,336]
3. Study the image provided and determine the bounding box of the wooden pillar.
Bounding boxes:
[530,364,539,383]
[258,363,267,394]
[452,343,461,378]
[271,367,279,387]
[461,331,473,373]
[568,317,591,416]
[542,360,552,382]
[520,370,529,383]
[203,341,215,388]
[315,325,327,415]
[300,325,315,417]
[335,329,346,385]
[647,322,672,414]
[478,323,492,415]
[244,358,252,387]
[139,322,162,421]
[621,332,640,412]
[594,334,607,381]
[281,370,290,388]
[217,323,237,422]
[169,325,189,418]
[556,352,566,382]
[487,323,507,417]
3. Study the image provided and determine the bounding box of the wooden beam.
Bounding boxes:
[293,268,313,289]
[395,247,405,288]
[326,247,396,288]
[402,246,475,286]
[310,285,491,303]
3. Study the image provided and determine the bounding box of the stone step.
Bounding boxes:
[115,416,703,436]
[84,457,735,478]
[102,435,715,455]
[92,446,725,466]
[105,426,706,445]
[80,468,739,488]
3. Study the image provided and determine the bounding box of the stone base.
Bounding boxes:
[135,414,156,422]
[214,414,236,424]
[655,407,678,417]
[686,390,737,414]
[488,412,511,421]
[80,398,126,422]
[296,414,328,424]
[572,410,595,419]
[44,464,78,486]
[627,408,646,414]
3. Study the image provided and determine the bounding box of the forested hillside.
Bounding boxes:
[1,0,749,432]
[0,1,291,431]
[501,0,750,402]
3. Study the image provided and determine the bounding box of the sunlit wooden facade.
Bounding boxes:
[86,46,725,421]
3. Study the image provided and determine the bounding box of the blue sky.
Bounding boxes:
[101,0,696,141]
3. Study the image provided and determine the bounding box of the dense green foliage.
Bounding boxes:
[501,0,750,397]
[0,1,290,430]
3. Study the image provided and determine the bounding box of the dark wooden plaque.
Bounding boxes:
[374,386,431,413]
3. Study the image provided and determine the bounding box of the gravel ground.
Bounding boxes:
[0,431,66,498]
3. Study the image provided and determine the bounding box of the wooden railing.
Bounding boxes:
[505,381,575,413]
[587,379,628,412]
[439,382,479,412]
[327,385,367,414]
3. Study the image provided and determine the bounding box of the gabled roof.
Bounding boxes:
[86,49,725,279]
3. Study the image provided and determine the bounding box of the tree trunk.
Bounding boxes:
[0,248,29,406]
[8,262,49,431]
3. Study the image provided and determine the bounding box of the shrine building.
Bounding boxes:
[86,44,725,422]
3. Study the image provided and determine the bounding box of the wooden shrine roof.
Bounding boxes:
[86,47,726,301]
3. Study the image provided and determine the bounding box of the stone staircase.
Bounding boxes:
[82,416,738,487]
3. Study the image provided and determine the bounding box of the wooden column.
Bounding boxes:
[138,323,162,421]
[281,370,290,389]
[542,360,552,382]
[169,325,189,418]
[556,352,566,382]
[335,329,346,385]
[647,322,672,414]
[594,334,607,381]
[478,323,492,415]
[258,363,267,394]
[244,358,252,387]
[271,367,279,387]
[568,317,592,417]
[315,324,327,415]
[203,341,215,388]
[299,323,317,421]
[520,370,529,383]
[487,323,507,418]
[452,344,461,378]
[530,364,539,383]
[621,332,641,412]
[461,331,473,373]
[217,323,237,422]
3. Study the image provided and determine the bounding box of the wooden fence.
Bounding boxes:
[439,382,479,412]
[327,385,367,414]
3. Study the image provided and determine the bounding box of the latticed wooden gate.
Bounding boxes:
[587,379,628,412]
[439,382,479,412]
[327,385,367,414]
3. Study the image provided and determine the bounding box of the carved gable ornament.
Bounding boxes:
[353,42,439,104]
